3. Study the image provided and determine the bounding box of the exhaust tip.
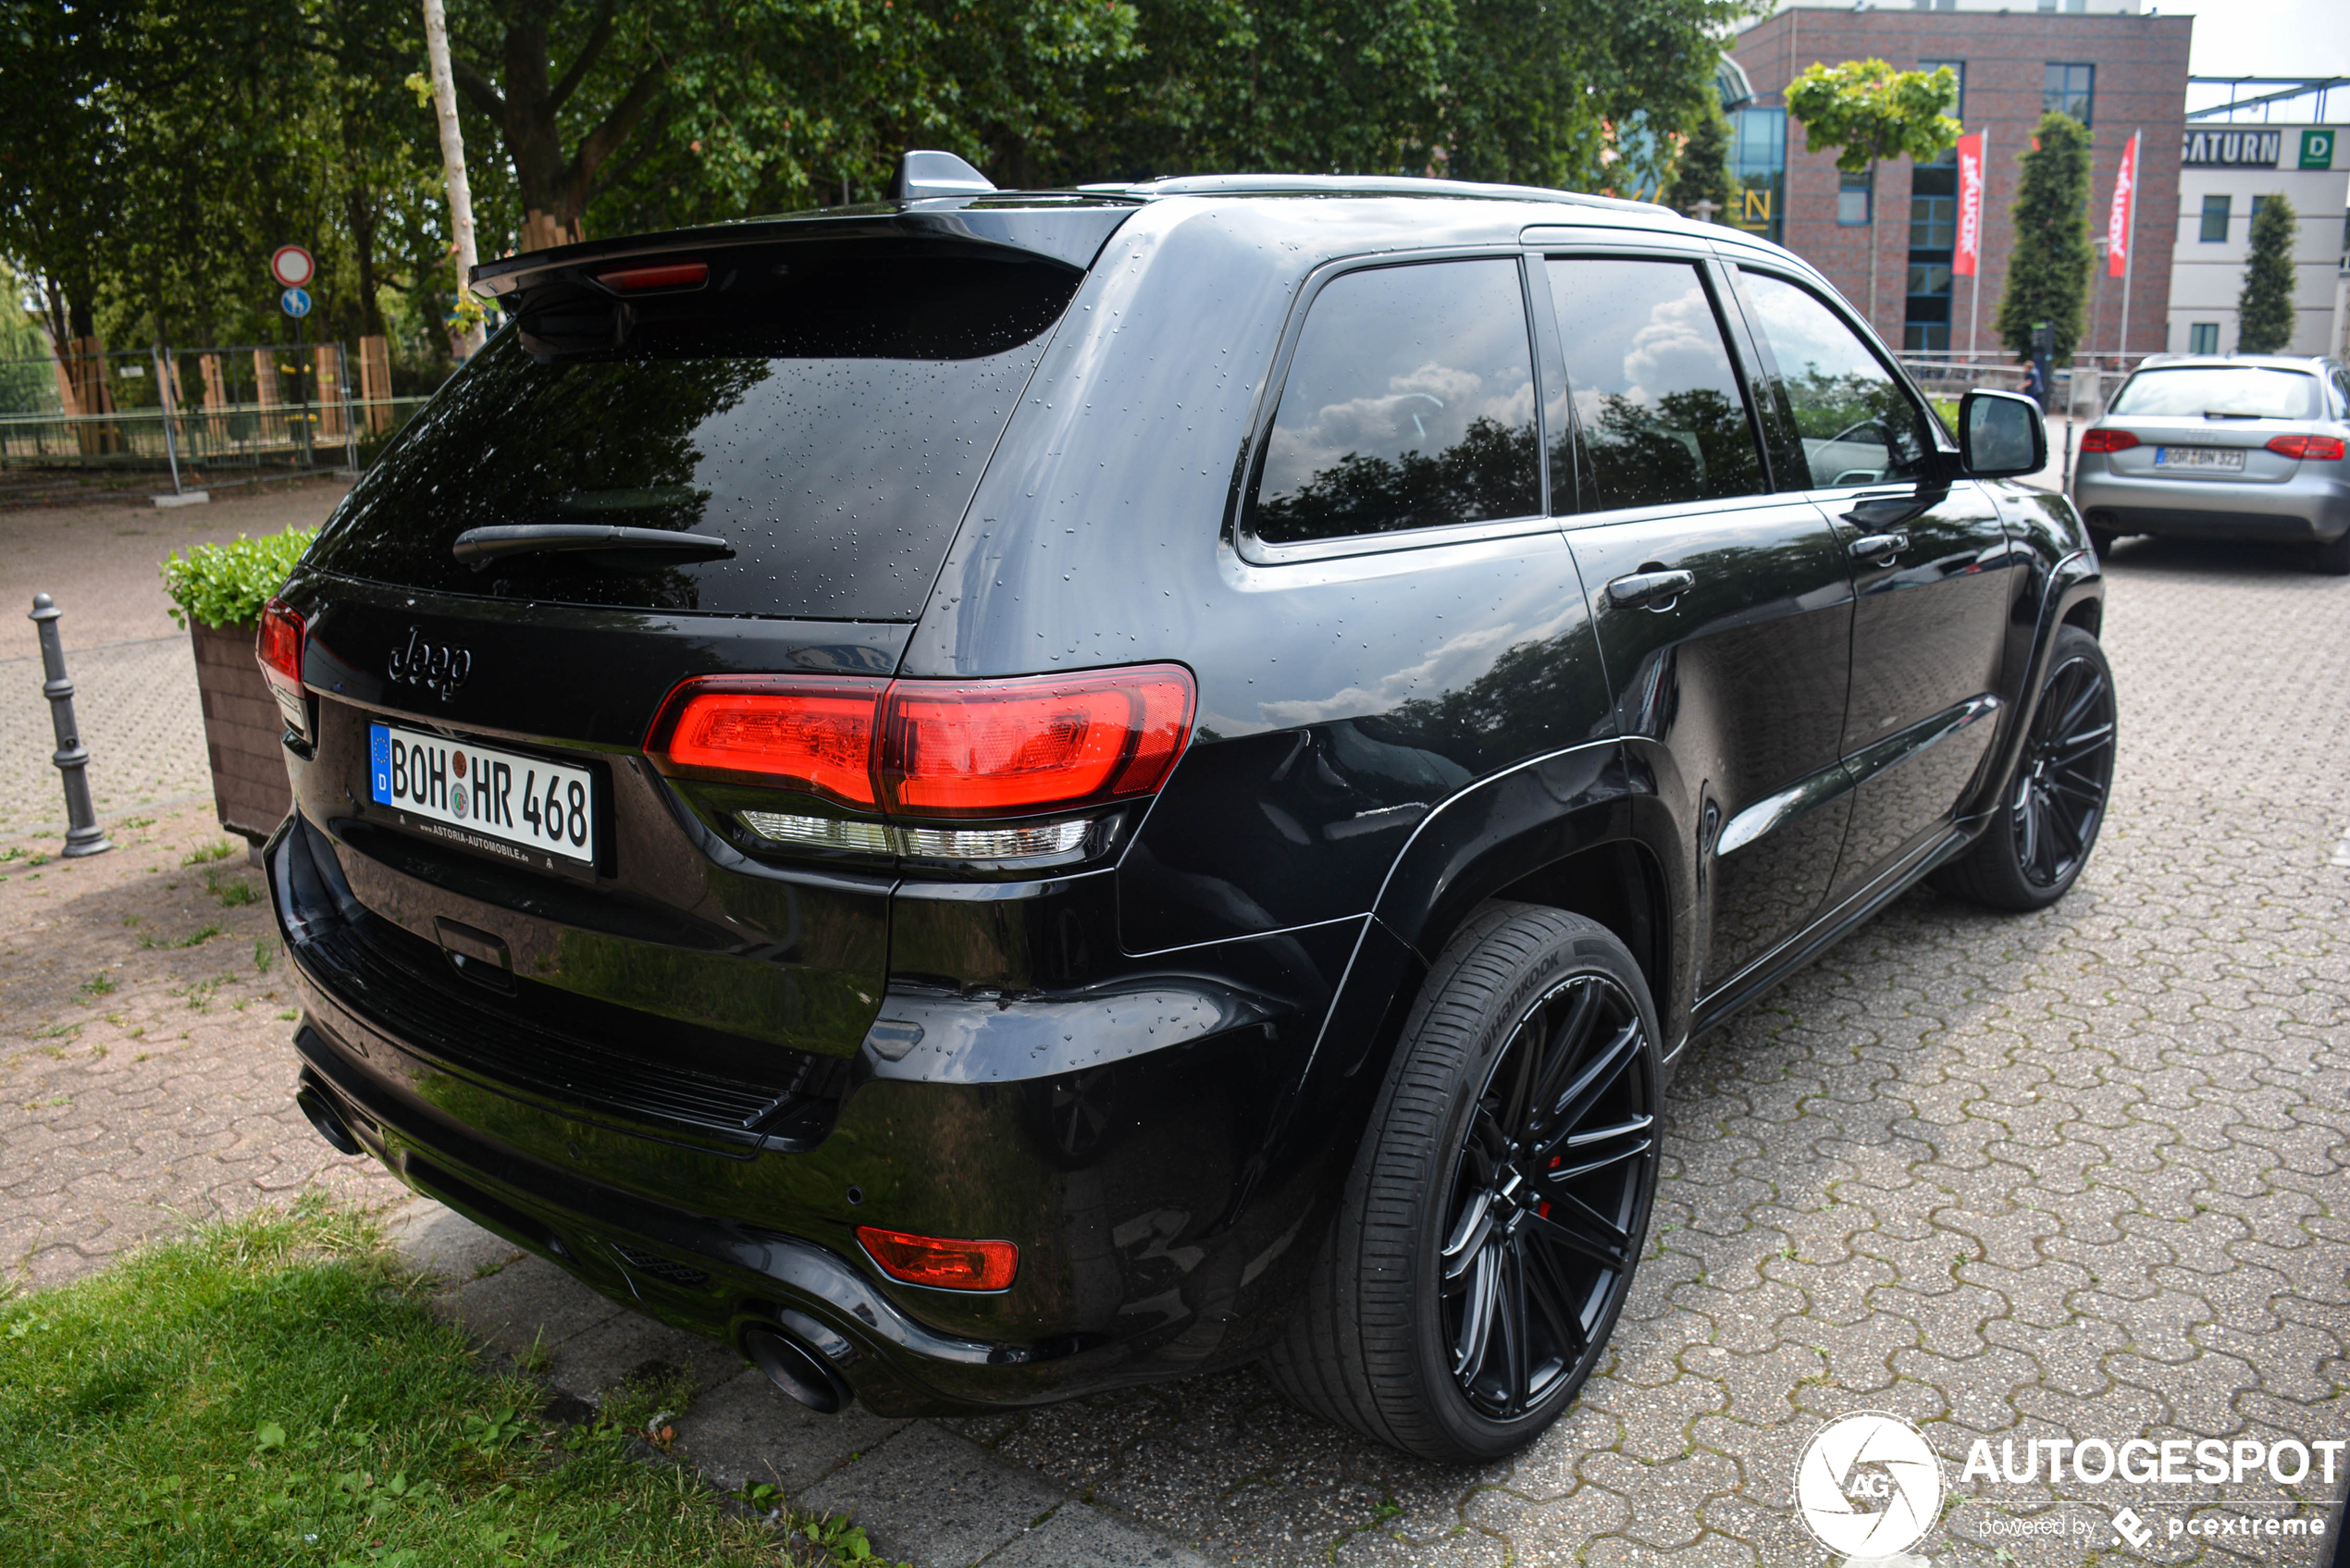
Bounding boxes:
[741,1325,847,1414]
[294,1075,365,1156]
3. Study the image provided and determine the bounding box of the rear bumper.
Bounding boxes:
[2073,462,2350,543]
[268,813,1355,1414]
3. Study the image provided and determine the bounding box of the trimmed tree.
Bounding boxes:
[2235,193,2298,353]
[1997,112,2095,363]
[1786,59,1960,329]
[1664,97,1734,221]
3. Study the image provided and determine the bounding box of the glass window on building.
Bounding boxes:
[2199,194,2232,242]
[1919,59,1964,123]
[1904,155,1958,352]
[2045,64,2094,127]
[1838,168,1873,227]
[2188,323,2220,354]
[1728,107,1787,244]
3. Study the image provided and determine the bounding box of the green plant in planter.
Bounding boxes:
[160,527,316,631]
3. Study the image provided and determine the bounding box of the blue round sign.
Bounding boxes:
[280,286,312,318]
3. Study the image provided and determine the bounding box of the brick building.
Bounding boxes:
[1728,2,2193,361]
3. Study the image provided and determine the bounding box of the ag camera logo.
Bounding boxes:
[1796,1412,1947,1558]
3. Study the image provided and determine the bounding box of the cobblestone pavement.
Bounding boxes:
[2,531,2344,1566]
[0,804,400,1289]
[0,478,347,837]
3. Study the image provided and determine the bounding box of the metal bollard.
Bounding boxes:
[27,593,112,858]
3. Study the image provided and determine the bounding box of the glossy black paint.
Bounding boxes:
[270,185,2104,1417]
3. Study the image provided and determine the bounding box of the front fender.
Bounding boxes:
[1962,543,2104,824]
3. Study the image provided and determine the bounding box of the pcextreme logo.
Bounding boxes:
[1794,1412,1946,1558]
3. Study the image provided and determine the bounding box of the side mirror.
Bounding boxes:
[1958,389,2047,479]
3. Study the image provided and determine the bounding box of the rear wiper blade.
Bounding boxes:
[451,524,735,567]
[2200,409,2269,419]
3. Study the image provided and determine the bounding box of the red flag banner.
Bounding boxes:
[2107,131,2139,278]
[1953,132,1985,278]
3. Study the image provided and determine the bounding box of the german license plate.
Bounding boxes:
[2154,446,2245,471]
[368,722,596,866]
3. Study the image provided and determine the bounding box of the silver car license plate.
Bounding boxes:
[369,722,597,866]
[2154,446,2245,471]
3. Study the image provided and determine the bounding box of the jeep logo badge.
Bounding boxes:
[388,628,473,701]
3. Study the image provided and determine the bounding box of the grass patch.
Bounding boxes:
[181,841,238,866]
[0,1198,854,1566]
[205,870,260,907]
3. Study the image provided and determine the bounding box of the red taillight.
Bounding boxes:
[2079,428,2138,453]
[598,261,708,292]
[649,678,884,807]
[645,664,1196,821]
[256,598,304,695]
[2268,434,2346,462]
[880,668,1194,818]
[856,1226,1018,1291]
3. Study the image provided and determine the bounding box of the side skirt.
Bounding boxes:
[1687,821,1974,1040]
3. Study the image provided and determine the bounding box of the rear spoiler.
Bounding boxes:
[471,199,1140,301]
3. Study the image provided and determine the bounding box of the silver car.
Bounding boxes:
[2072,353,2350,574]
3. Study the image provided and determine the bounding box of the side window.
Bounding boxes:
[1544,257,1767,512]
[1250,259,1539,546]
[1738,270,1934,489]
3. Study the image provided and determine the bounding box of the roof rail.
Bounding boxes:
[1109,172,1675,216]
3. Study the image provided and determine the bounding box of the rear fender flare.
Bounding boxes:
[1303,738,1691,1099]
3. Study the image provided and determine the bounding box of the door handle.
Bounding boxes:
[1849,531,1908,563]
[1605,569,1695,610]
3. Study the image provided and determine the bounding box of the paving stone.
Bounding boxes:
[669,1368,908,1495]
[546,1308,748,1401]
[439,1253,626,1360]
[979,1501,1212,1568]
[802,1423,1065,1568]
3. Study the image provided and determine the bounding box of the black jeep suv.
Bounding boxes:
[268,159,2112,1463]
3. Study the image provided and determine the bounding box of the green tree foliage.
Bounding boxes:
[3,0,1755,386]
[1785,58,1959,324]
[1784,59,1960,174]
[1663,96,1733,219]
[2234,192,2297,354]
[1996,111,2094,363]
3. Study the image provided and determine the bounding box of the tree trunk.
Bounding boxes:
[1866,160,1880,333]
[423,0,485,357]
[451,1,665,252]
[346,188,384,338]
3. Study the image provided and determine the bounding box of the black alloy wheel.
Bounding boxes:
[2011,642,2116,890]
[1933,624,2116,911]
[1439,969,1653,1421]
[1265,906,1663,1463]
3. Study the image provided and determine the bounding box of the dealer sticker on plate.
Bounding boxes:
[369,722,595,865]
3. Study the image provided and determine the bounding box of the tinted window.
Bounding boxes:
[1250,260,1538,545]
[1544,258,1766,512]
[2109,366,2320,421]
[305,246,1078,619]
[1738,270,1933,488]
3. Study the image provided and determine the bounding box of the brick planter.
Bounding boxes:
[191,619,291,844]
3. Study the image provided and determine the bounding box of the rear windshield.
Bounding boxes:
[306,244,1080,620]
[2109,366,2319,421]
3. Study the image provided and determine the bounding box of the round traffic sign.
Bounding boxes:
[270,244,315,288]
[280,286,313,318]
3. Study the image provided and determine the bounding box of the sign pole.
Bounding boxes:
[2117,129,2140,363]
